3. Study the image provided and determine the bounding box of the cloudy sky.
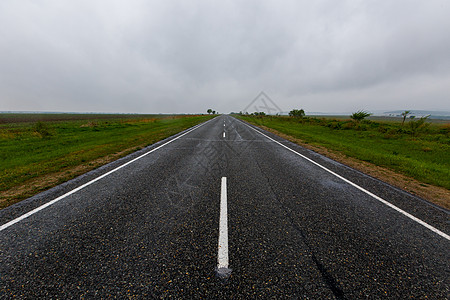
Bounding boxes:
[1,0,449,114]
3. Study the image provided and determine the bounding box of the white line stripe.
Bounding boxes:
[240,120,450,241]
[218,177,229,269]
[223,132,226,138]
[0,119,213,232]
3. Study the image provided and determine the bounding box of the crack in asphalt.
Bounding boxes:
[253,157,346,299]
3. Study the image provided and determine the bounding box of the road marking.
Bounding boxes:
[240,120,450,241]
[216,177,232,278]
[0,118,214,232]
[223,132,226,138]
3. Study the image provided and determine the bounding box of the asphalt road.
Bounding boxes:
[1,115,449,298]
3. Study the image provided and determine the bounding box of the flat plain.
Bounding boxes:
[0,113,213,208]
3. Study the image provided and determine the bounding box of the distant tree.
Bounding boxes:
[252,111,266,116]
[212,110,216,115]
[289,109,305,118]
[350,110,372,122]
[401,110,411,126]
[207,109,212,114]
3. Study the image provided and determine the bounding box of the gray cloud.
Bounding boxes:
[1,0,449,114]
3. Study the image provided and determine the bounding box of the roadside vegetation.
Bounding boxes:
[238,112,450,193]
[0,114,213,208]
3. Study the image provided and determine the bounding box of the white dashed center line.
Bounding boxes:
[216,177,232,278]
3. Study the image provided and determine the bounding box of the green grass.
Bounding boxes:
[0,114,213,207]
[239,115,450,190]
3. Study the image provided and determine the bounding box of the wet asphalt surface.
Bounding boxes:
[1,115,449,299]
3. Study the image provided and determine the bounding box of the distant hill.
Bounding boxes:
[306,112,352,116]
[383,110,450,119]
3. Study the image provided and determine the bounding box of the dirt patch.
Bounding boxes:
[0,147,140,209]
[258,125,450,210]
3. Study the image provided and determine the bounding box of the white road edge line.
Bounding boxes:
[240,120,450,241]
[216,177,232,278]
[0,118,214,232]
[223,132,226,138]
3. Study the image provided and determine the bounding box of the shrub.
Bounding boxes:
[327,121,342,129]
[342,122,355,130]
[409,115,430,137]
[355,124,368,131]
[34,121,51,138]
[252,111,266,117]
[377,126,388,133]
[439,124,450,136]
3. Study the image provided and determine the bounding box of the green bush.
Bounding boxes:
[34,121,51,138]
[409,116,430,137]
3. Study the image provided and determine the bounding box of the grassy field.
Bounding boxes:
[0,113,213,208]
[238,115,450,191]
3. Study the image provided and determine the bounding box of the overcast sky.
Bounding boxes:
[1,0,449,114]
